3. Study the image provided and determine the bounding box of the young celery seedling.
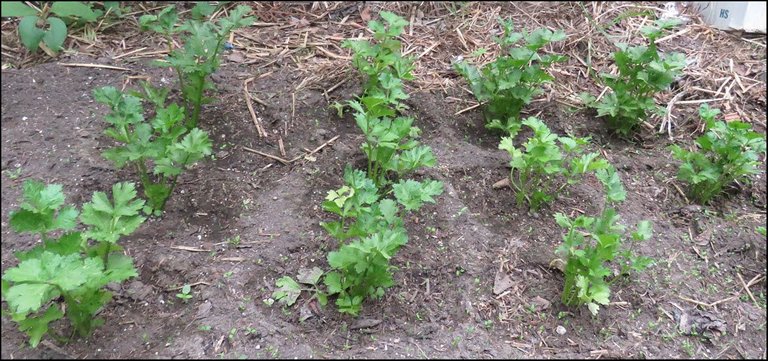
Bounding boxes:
[581,18,686,136]
[2,180,143,347]
[93,84,212,215]
[670,104,766,204]
[139,4,254,129]
[455,19,567,135]
[498,117,623,211]
[555,209,653,315]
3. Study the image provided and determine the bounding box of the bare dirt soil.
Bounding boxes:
[1,2,766,359]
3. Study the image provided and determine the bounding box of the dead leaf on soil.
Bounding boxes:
[299,303,314,322]
[549,258,566,273]
[493,272,515,295]
[360,6,371,22]
[530,296,551,311]
[296,266,323,285]
[196,300,212,319]
[724,112,741,123]
[351,318,381,330]
[308,299,321,315]
[226,52,245,63]
[289,16,310,28]
[674,308,727,339]
[695,227,713,246]
[492,177,510,189]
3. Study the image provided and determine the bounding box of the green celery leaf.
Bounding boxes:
[104,254,138,283]
[9,209,47,234]
[395,146,437,174]
[44,232,84,256]
[152,103,185,132]
[554,213,571,228]
[630,256,654,272]
[595,167,627,204]
[51,205,79,230]
[335,293,363,316]
[315,292,328,306]
[170,128,213,165]
[139,6,178,34]
[153,158,183,177]
[587,302,600,315]
[2,252,104,314]
[143,183,172,213]
[81,182,146,244]
[320,221,344,240]
[632,220,653,241]
[379,11,408,36]
[377,199,399,225]
[190,1,215,19]
[392,179,444,211]
[3,283,52,315]
[17,305,64,348]
[93,86,122,106]
[590,283,610,305]
[21,180,65,213]
[327,245,361,270]
[323,272,344,294]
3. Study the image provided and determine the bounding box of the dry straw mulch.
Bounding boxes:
[2,1,765,138]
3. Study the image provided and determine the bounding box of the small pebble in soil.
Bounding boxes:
[556,325,566,335]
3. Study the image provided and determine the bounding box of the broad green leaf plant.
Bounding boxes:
[273,11,444,317]
[581,19,686,136]
[347,100,437,189]
[1,1,114,55]
[93,84,213,215]
[550,148,652,316]
[273,167,443,316]
[139,3,255,129]
[455,19,567,135]
[2,180,144,347]
[342,11,436,189]
[343,10,414,116]
[499,117,626,211]
[554,209,653,315]
[670,104,767,204]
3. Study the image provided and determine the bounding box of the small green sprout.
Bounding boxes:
[176,284,193,302]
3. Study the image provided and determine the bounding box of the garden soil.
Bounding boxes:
[1,2,766,359]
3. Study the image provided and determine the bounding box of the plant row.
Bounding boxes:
[450,17,765,315]
[271,11,444,316]
[2,3,253,347]
[2,8,765,350]
[454,18,765,206]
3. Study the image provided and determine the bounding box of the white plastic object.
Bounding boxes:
[693,2,767,33]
